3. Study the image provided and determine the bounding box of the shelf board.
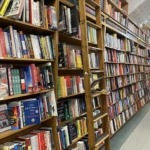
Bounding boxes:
[85,0,100,8]
[105,45,125,52]
[88,41,98,46]
[0,16,54,34]
[67,133,88,148]
[86,13,96,22]
[58,68,83,71]
[0,89,51,102]
[59,33,81,46]
[0,57,54,63]
[104,61,124,64]
[88,46,103,51]
[57,92,85,100]
[87,21,101,29]
[93,113,108,122]
[59,0,74,7]
[58,112,87,126]
[0,117,53,140]
[90,70,104,73]
[105,74,124,78]
[95,133,109,147]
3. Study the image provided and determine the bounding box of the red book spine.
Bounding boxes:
[0,28,7,57]
[47,7,52,27]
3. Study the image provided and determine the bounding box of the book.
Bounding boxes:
[22,98,41,125]
[0,0,10,16]
[0,67,9,98]
[5,0,24,19]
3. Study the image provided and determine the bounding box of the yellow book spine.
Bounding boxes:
[76,120,81,137]
[0,0,10,16]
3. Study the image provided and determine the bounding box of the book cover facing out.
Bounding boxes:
[22,99,40,125]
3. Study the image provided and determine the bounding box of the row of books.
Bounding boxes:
[57,98,86,123]
[87,26,97,44]
[137,56,145,64]
[58,117,87,149]
[128,20,139,35]
[145,66,150,72]
[137,48,145,57]
[57,76,84,98]
[93,109,102,129]
[89,53,99,69]
[0,0,57,29]
[126,39,136,53]
[146,49,150,57]
[105,33,125,50]
[124,64,136,74]
[0,26,55,59]
[59,3,79,35]
[58,43,83,68]
[111,0,122,9]
[139,30,146,41]
[0,127,54,150]
[137,65,144,72]
[126,54,137,64]
[137,73,143,81]
[106,76,123,91]
[146,59,150,65]
[0,63,54,99]
[0,93,57,132]
[105,63,124,77]
[105,2,126,26]
[105,48,125,63]
[90,73,101,90]
[110,102,139,135]
[124,74,137,86]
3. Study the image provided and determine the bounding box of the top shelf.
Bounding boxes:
[107,0,127,17]
[85,0,100,8]
[59,0,74,7]
[0,16,55,35]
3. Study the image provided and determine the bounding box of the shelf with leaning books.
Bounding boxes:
[104,0,128,27]
[0,0,57,31]
[0,0,59,149]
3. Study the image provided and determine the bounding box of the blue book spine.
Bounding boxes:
[6,31,13,57]
[22,99,41,125]
[23,66,33,93]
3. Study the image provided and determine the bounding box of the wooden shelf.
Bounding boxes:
[105,61,124,64]
[0,16,54,34]
[95,133,109,147]
[59,0,74,7]
[0,57,54,63]
[0,117,53,140]
[58,68,83,71]
[57,92,85,100]
[87,21,101,29]
[58,112,87,126]
[90,70,104,73]
[105,74,124,78]
[105,45,125,52]
[0,89,51,102]
[67,133,88,148]
[85,0,100,8]
[59,33,81,46]
[93,113,108,122]
[88,46,103,51]
[86,13,96,21]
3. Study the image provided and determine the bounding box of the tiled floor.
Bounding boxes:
[110,103,150,150]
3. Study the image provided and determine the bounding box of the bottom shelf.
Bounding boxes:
[110,103,147,138]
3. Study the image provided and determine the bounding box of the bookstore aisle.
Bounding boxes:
[110,103,150,150]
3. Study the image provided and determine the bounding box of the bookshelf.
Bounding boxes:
[0,0,58,150]
[101,0,150,138]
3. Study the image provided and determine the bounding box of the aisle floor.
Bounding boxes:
[110,103,150,150]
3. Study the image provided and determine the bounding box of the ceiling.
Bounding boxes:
[127,0,150,27]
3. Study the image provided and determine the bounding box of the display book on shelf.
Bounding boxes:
[100,0,150,136]
[56,0,110,150]
[0,0,58,150]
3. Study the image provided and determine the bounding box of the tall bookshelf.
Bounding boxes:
[101,0,150,137]
[0,0,58,149]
